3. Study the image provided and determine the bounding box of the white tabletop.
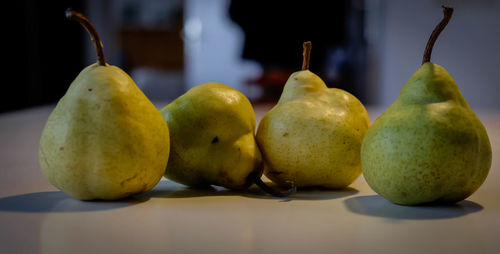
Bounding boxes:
[1,104,499,254]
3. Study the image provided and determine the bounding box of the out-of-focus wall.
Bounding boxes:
[183,0,262,97]
[366,0,500,110]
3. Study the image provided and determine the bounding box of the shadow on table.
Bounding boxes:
[343,195,483,220]
[139,180,358,201]
[0,191,148,213]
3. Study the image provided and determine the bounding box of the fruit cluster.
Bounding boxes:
[39,7,491,205]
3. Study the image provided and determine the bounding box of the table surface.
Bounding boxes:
[1,103,499,254]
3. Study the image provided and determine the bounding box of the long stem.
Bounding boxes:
[422,6,454,64]
[65,8,107,66]
[302,41,312,70]
[254,178,296,198]
[246,170,295,197]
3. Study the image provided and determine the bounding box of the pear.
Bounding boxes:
[160,83,258,189]
[361,6,491,205]
[160,83,290,194]
[256,42,370,189]
[38,9,170,200]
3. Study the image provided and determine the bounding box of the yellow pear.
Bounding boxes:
[38,9,169,200]
[257,42,370,189]
[160,83,262,189]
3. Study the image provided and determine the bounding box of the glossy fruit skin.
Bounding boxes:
[39,63,170,200]
[160,82,262,189]
[361,63,491,205]
[257,70,370,189]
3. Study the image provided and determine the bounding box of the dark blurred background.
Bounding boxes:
[2,0,499,114]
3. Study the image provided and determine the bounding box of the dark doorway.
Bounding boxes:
[1,0,84,113]
[229,0,367,103]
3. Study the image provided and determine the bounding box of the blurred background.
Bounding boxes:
[2,0,499,114]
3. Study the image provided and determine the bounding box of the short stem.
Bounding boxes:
[422,5,453,64]
[302,41,312,70]
[66,8,107,66]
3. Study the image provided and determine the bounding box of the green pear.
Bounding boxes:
[160,82,263,190]
[256,42,370,189]
[38,9,170,200]
[361,6,491,205]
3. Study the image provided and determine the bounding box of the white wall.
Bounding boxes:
[183,0,262,96]
[367,0,500,110]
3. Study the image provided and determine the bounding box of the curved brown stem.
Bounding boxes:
[422,6,454,64]
[66,8,107,66]
[302,41,312,70]
[254,178,296,198]
[246,170,295,197]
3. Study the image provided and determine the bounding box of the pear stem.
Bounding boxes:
[422,5,453,64]
[254,178,296,198]
[302,41,312,70]
[66,8,107,66]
